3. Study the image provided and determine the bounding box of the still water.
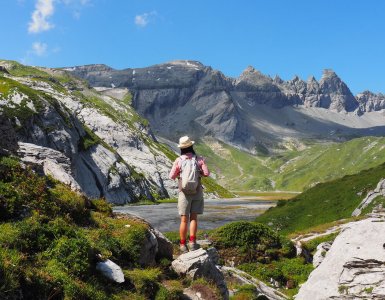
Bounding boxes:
[113,198,276,232]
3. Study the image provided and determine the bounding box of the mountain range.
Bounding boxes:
[67,60,385,152]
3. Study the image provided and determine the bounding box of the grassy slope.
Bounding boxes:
[196,137,385,192]
[255,162,385,235]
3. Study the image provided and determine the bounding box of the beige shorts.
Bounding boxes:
[178,185,204,216]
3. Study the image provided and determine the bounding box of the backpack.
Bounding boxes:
[179,155,200,194]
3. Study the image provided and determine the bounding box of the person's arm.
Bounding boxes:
[169,158,181,180]
[198,157,210,177]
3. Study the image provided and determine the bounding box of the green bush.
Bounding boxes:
[47,235,93,277]
[239,257,313,289]
[212,221,281,251]
[91,198,113,216]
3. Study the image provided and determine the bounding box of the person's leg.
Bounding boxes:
[179,215,189,250]
[189,213,198,241]
[188,213,200,250]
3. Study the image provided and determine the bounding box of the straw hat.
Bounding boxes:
[178,136,195,149]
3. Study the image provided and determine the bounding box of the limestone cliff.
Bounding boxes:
[0,60,176,204]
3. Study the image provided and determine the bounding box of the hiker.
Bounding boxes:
[169,136,210,252]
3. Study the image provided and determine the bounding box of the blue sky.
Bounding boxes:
[1,0,385,94]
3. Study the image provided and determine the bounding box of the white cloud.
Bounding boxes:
[32,42,48,56]
[28,0,55,33]
[135,11,157,28]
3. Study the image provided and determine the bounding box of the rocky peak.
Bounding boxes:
[65,64,114,73]
[306,76,320,93]
[319,69,347,93]
[235,66,277,92]
[319,69,358,112]
[166,60,205,69]
[273,75,284,84]
[286,75,307,94]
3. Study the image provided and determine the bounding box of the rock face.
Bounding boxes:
[69,61,385,151]
[0,114,18,155]
[296,213,385,299]
[171,248,229,299]
[352,178,385,216]
[312,242,332,268]
[0,62,175,204]
[357,91,385,113]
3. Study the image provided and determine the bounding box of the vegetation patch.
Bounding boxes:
[211,221,295,265]
[255,162,385,234]
[0,155,173,299]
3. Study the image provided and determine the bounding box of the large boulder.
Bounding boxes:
[172,248,229,299]
[296,213,385,299]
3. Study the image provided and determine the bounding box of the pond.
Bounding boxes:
[113,197,276,232]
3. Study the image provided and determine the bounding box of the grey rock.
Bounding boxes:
[312,242,332,267]
[139,230,158,266]
[96,259,125,283]
[172,248,229,299]
[0,115,18,155]
[357,91,385,113]
[221,266,288,300]
[352,178,385,216]
[296,214,385,300]
[17,142,81,190]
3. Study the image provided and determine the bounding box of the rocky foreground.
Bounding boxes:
[296,210,385,299]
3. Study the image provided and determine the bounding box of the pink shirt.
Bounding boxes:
[169,153,210,180]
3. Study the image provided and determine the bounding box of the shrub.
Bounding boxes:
[212,221,281,250]
[0,248,23,298]
[91,198,113,216]
[46,235,93,277]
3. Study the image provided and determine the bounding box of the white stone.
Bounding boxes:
[96,259,125,283]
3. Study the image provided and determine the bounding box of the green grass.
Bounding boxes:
[255,162,385,235]
[0,155,174,299]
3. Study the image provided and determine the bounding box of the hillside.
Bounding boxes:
[195,136,385,191]
[0,60,230,203]
[255,162,385,234]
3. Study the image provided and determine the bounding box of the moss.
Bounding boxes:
[124,268,161,298]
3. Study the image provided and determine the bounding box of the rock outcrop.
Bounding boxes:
[0,114,18,155]
[352,178,385,216]
[296,213,385,299]
[0,62,174,203]
[221,266,288,300]
[69,61,385,151]
[171,248,229,299]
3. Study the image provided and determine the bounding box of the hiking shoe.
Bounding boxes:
[179,244,188,253]
[187,242,200,251]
